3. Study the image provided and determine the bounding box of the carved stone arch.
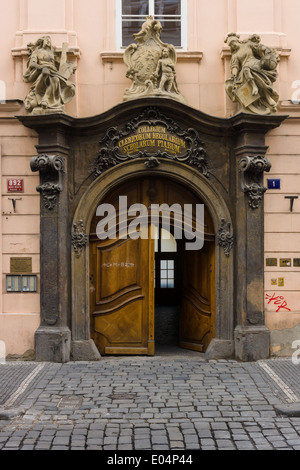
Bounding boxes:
[71,158,234,360]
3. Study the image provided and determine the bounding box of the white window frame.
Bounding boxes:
[116,0,187,50]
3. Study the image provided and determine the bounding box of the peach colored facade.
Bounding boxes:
[0,0,300,357]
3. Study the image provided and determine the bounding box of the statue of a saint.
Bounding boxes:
[123,16,185,104]
[225,33,280,115]
[23,36,76,115]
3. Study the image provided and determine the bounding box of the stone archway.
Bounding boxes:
[71,159,234,360]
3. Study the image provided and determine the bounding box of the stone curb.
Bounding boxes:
[275,403,300,417]
[0,407,25,421]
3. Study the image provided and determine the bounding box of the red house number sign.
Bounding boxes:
[7,179,24,193]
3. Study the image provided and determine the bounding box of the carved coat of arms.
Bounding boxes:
[123,16,186,104]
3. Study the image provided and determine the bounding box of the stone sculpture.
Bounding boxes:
[123,16,186,104]
[23,36,76,115]
[225,33,280,115]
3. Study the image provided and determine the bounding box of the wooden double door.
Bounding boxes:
[89,177,215,355]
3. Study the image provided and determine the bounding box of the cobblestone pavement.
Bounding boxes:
[1,351,300,451]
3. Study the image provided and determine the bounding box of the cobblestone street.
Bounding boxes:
[1,351,300,452]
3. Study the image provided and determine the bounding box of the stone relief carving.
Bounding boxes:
[90,107,209,178]
[30,154,65,210]
[144,156,161,168]
[239,155,271,209]
[123,16,186,104]
[225,33,279,115]
[23,36,76,115]
[72,220,88,257]
[217,219,234,257]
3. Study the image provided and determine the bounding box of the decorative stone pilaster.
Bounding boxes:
[30,153,70,362]
[232,129,275,360]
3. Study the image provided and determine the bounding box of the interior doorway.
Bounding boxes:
[89,176,215,355]
[154,225,181,347]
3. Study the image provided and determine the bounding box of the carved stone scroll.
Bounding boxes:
[218,219,234,257]
[90,107,209,178]
[239,155,271,209]
[30,154,65,210]
[72,220,88,257]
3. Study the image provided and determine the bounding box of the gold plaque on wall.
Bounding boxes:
[278,278,284,287]
[266,258,277,267]
[10,257,32,274]
[280,259,291,267]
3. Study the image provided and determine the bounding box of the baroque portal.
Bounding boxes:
[123,16,186,104]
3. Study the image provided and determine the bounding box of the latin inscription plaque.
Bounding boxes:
[117,125,187,156]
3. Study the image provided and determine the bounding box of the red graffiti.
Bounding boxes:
[265,293,291,312]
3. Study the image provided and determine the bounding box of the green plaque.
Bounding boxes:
[293,259,300,267]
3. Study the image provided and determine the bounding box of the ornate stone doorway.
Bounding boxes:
[72,161,232,361]
[89,176,216,356]
[18,97,286,362]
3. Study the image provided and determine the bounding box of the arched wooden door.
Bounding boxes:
[89,177,215,355]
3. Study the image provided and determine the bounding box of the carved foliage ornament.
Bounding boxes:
[72,220,88,257]
[90,107,209,178]
[30,154,65,210]
[218,219,234,257]
[239,155,271,209]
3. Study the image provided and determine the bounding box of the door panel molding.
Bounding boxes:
[93,294,145,316]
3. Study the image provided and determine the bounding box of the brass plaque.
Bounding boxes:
[280,258,291,267]
[10,257,32,274]
[294,258,300,267]
[117,125,187,157]
[271,279,277,285]
[278,278,284,287]
[266,258,277,267]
